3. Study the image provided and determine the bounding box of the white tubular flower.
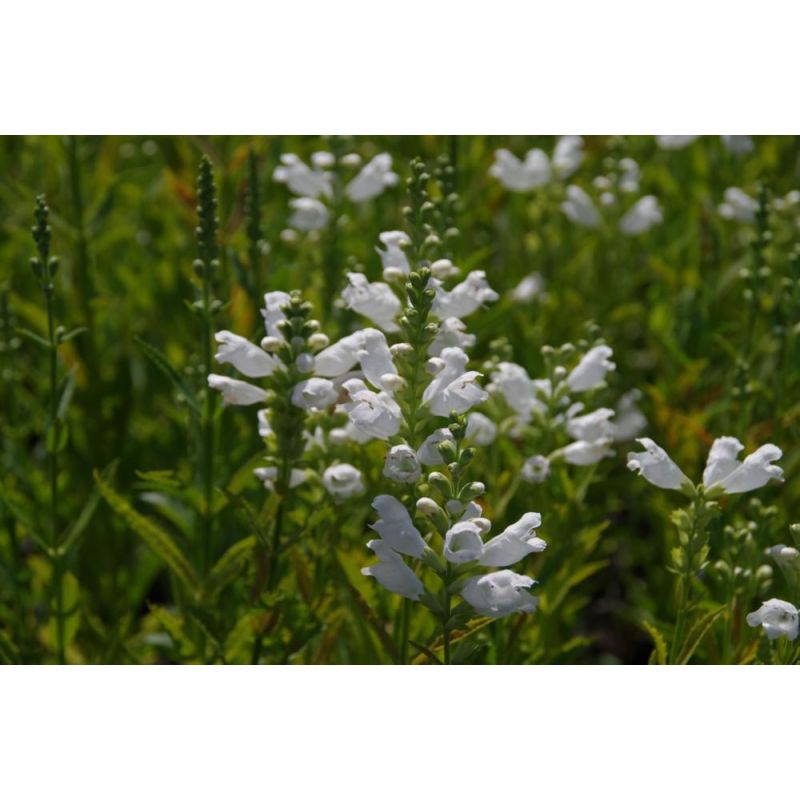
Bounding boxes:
[619,195,663,235]
[443,521,485,564]
[254,466,307,490]
[480,513,546,568]
[566,408,616,443]
[261,291,291,339]
[213,331,279,378]
[288,197,329,231]
[356,328,397,389]
[561,185,601,229]
[627,438,692,491]
[342,379,401,440]
[376,230,411,276]
[567,345,616,392]
[423,346,469,402]
[313,331,365,377]
[719,187,757,222]
[432,270,499,319]
[257,409,273,438]
[291,378,338,410]
[430,259,461,280]
[611,390,647,441]
[428,317,476,356]
[322,463,364,500]
[466,412,497,446]
[208,374,268,406]
[370,495,427,558]
[418,428,456,466]
[383,444,422,484]
[553,135,584,178]
[769,545,800,568]
[510,273,546,303]
[433,371,488,417]
[341,272,402,332]
[346,153,398,202]
[522,455,550,484]
[561,439,614,465]
[461,570,538,618]
[721,135,754,155]
[273,153,332,198]
[489,148,551,191]
[656,135,699,150]
[709,443,783,495]
[361,540,424,600]
[746,599,799,641]
[489,362,537,417]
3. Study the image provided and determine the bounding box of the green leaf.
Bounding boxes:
[58,326,88,343]
[95,470,199,594]
[204,536,257,597]
[16,326,52,349]
[641,620,668,665]
[56,368,77,420]
[676,605,725,665]
[50,571,81,650]
[134,335,201,416]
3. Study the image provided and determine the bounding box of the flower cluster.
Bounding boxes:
[489,136,585,191]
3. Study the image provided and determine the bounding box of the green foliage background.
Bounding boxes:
[1,135,798,664]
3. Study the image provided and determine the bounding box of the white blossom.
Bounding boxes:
[721,135,754,156]
[466,412,497,446]
[619,196,662,235]
[522,455,550,484]
[341,273,402,332]
[510,273,546,303]
[430,259,461,280]
[313,331,365,377]
[291,378,338,410]
[746,599,799,641]
[489,362,538,419]
[611,390,647,441]
[560,438,614,465]
[346,153,398,202]
[383,445,422,484]
[257,408,273,438]
[262,291,291,339]
[342,379,401,440]
[627,438,692,491]
[567,345,616,392]
[355,328,397,390]
[361,540,424,600]
[214,331,279,378]
[208,374,268,406]
[322,463,364,500]
[704,439,783,494]
[253,466,308,491]
[443,521,485,564]
[273,153,332,198]
[567,408,615,443]
[489,148,551,191]
[418,428,455,466]
[432,271,499,319]
[428,317,476,356]
[376,230,411,276]
[370,495,427,558]
[553,136,584,178]
[561,185,601,229]
[288,197,329,231]
[461,570,538,618]
[656,136,699,150]
[719,187,757,222]
[480,512,546,567]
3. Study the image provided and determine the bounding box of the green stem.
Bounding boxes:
[201,271,215,576]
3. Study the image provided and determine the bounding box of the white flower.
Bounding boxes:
[510,272,546,303]
[566,408,615,442]
[461,570,538,618]
[466,412,497,446]
[288,197,329,231]
[560,439,614,465]
[346,153,398,202]
[489,362,538,418]
[443,521,485,564]
[561,185,601,229]
[479,512,546,567]
[341,273,401,332]
[322,463,364,499]
[490,148,551,191]
[430,259,461,280]
[619,196,663,235]
[213,331,279,378]
[370,495,427,558]
[627,438,692,491]
[355,328,397,390]
[703,438,783,494]
[313,331,364,377]
[522,455,550,483]
[208,374,268,406]
[611,390,647,441]
[383,444,422,484]
[432,270,499,319]
[257,408,273,438]
[342,379,401,440]
[434,371,487,417]
[376,230,411,276]
[552,136,584,178]
[567,345,616,392]
[261,291,291,339]
[273,153,332,199]
[746,599,799,641]
[769,545,800,568]
[618,158,640,193]
[721,135,754,156]
[291,377,338,410]
[719,187,757,222]
[361,540,424,600]
[656,136,699,150]
[253,466,307,490]
[418,428,455,466]
[428,317,476,356]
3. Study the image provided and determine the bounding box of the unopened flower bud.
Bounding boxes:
[461,481,485,501]
[390,343,413,357]
[308,332,330,351]
[380,373,407,392]
[426,357,445,376]
[383,267,406,283]
[261,336,283,352]
[295,353,315,373]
